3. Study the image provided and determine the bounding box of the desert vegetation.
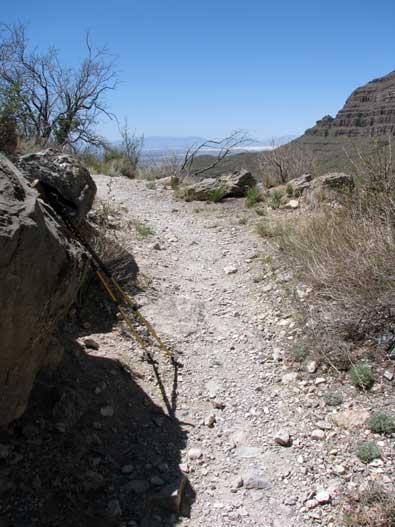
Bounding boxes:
[258,140,395,361]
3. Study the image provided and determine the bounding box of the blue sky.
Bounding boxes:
[3,0,395,140]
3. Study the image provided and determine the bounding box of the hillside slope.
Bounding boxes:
[192,71,395,178]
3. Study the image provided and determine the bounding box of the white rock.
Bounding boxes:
[311,429,326,440]
[282,372,299,384]
[274,431,293,447]
[204,414,216,427]
[307,360,317,374]
[272,347,284,362]
[224,266,238,275]
[188,448,203,460]
[384,370,394,381]
[316,491,331,504]
[286,199,299,209]
[315,377,326,385]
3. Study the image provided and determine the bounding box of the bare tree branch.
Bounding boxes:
[0,23,118,148]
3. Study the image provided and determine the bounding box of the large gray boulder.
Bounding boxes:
[305,172,354,207]
[0,154,89,426]
[18,149,97,224]
[179,169,256,201]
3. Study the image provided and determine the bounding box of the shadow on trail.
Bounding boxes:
[0,337,195,527]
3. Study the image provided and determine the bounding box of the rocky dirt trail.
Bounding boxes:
[86,176,394,527]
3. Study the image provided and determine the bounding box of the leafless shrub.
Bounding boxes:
[260,142,317,185]
[0,22,117,148]
[180,130,248,179]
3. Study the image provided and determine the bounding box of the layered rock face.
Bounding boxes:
[305,71,395,139]
[0,153,93,426]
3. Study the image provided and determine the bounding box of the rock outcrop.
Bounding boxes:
[179,169,256,201]
[304,172,354,207]
[18,149,97,224]
[266,172,354,209]
[0,154,91,426]
[304,71,395,139]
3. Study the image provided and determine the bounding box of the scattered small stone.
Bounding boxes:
[316,420,332,431]
[272,347,284,362]
[311,429,326,440]
[242,470,270,490]
[213,400,225,410]
[316,491,331,504]
[107,499,122,517]
[384,370,394,381]
[128,480,150,494]
[100,405,114,417]
[274,431,293,447]
[152,242,161,250]
[150,475,165,486]
[282,372,299,384]
[333,464,346,475]
[84,338,100,350]
[204,413,216,427]
[188,448,203,460]
[232,476,244,489]
[55,422,66,433]
[83,470,105,491]
[32,475,42,490]
[307,361,317,374]
[122,465,134,474]
[224,265,238,275]
[0,444,9,459]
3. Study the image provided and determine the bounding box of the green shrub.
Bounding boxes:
[286,183,294,197]
[208,186,227,203]
[368,412,395,435]
[146,180,156,190]
[324,392,344,407]
[288,342,307,363]
[133,220,154,238]
[245,186,262,208]
[350,363,375,390]
[255,207,266,216]
[239,217,247,225]
[268,190,284,209]
[355,442,381,464]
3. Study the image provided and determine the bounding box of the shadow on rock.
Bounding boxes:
[0,339,194,527]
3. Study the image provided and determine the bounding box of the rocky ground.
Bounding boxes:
[1,175,394,527]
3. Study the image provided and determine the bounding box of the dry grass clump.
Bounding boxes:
[273,140,395,339]
[342,484,395,526]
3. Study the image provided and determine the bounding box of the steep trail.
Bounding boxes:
[92,176,352,527]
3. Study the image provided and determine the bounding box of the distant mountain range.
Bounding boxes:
[139,134,296,163]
